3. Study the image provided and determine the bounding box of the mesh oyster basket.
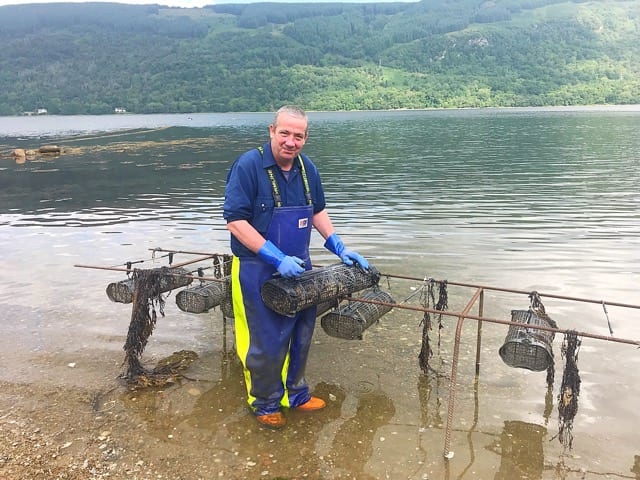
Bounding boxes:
[315,299,338,318]
[176,279,230,314]
[499,309,555,372]
[261,263,380,317]
[106,267,192,304]
[320,289,395,340]
[220,283,234,319]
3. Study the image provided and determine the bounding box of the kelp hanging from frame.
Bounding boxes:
[418,278,448,374]
[556,330,582,449]
[122,267,168,382]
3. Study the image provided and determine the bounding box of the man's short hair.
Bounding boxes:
[273,105,307,127]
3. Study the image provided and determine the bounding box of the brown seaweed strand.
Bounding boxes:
[557,330,581,449]
[435,280,448,348]
[418,279,436,374]
[122,267,167,379]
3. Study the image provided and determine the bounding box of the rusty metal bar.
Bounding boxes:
[76,254,213,270]
[381,273,640,311]
[443,287,484,459]
[74,256,226,283]
[150,247,228,258]
[345,296,640,347]
[104,253,640,311]
[135,253,640,310]
[456,310,638,346]
[166,254,216,269]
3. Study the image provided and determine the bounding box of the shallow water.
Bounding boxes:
[1,107,639,479]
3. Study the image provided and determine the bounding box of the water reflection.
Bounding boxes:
[488,420,546,480]
[324,388,395,479]
[417,374,445,430]
[543,383,554,426]
[114,324,398,478]
[219,380,349,478]
[188,350,248,430]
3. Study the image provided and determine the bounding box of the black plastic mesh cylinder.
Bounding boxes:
[176,279,229,314]
[499,309,555,371]
[315,299,338,318]
[106,267,192,304]
[320,289,395,340]
[261,263,380,317]
[220,280,234,319]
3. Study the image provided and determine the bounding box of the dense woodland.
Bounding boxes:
[0,0,639,115]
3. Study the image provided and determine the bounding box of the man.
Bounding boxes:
[223,105,369,429]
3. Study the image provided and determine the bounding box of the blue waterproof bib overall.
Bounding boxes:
[231,194,316,416]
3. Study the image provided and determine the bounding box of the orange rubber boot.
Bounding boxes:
[295,396,326,412]
[256,411,286,429]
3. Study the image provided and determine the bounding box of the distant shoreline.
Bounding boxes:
[5,103,640,119]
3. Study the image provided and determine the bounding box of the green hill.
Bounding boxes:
[0,0,638,114]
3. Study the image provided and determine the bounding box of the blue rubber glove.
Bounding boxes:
[258,240,305,278]
[324,233,369,270]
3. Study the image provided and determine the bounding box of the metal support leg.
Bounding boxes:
[443,287,483,459]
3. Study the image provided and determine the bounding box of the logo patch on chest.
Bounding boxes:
[298,218,309,229]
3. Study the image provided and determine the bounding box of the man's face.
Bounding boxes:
[269,112,308,167]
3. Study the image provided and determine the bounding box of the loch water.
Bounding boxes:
[1,107,639,479]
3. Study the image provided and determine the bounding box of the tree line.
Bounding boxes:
[0,0,638,115]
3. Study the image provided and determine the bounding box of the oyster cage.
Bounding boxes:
[321,288,395,340]
[106,267,192,304]
[316,299,338,318]
[220,290,234,319]
[499,309,555,372]
[261,263,381,317]
[176,279,230,314]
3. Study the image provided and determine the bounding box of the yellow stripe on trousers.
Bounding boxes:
[231,255,256,407]
[231,255,292,410]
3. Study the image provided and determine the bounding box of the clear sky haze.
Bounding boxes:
[0,0,413,6]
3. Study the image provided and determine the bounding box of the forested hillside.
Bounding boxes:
[0,0,639,115]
